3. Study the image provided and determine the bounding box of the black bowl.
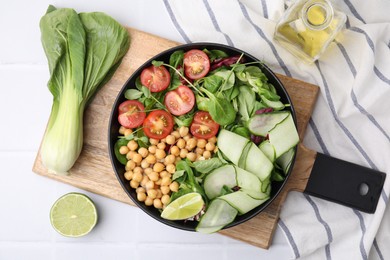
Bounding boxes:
[108,43,297,231]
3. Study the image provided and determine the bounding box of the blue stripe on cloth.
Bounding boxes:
[336,42,390,143]
[315,61,378,170]
[353,209,368,260]
[343,0,366,24]
[373,238,385,260]
[304,194,333,260]
[335,42,389,203]
[261,0,269,19]
[202,0,234,46]
[309,119,330,155]
[346,27,390,85]
[237,0,292,77]
[279,219,300,258]
[162,0,191,43]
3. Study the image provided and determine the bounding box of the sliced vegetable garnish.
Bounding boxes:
[190,111,219,139]
[164,85,195,116]
[118,100,146,128]
[140,65,171,92]
[184,49,210,80]
[142,110,174,139]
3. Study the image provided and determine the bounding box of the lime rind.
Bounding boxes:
[50,192,98,237]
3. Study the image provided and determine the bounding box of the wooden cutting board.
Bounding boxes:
[32,28,319,249]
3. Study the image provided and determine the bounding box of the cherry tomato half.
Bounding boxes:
[143,110,174,139]
[183,50,210,80]
[190,111,219,139]
[140,65,171,92]
[164,85,195,116]
[118,100,146,129]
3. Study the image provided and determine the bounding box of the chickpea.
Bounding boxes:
[145,154,157,164]
[164,154,176,165]
[124,129,133,137]
[156,143,165,151]
[165,135,176,145]
[147,189,157,199]
[195,147,204,155]
[155,179,162,186]
[171,131,180,139]
[160,171,171,178]
[166,164,176,174]
[126,160,136,171]
[141,175,149,187]
[156,189,163,199]
[197,139,207,149]
[138,147,149,158]
[148,171,160,182]
[183,135,191,141]
[186,138,197,150]
[127,140,138,151]
[119,126,127,135]
[119,146,129,155]
[132,153,143,164]
[153,198,163,209]
[137,192,147,202]
[205,142,215,151]
[124,171,133,180]
[140,159,149,169]
[132,171,143,183]
[145,180,155,190]
[176,138,186,149]
[169,181,179,192]
[170,146,180,156]
[179,148,188,159]
[149,138,159,145]
[144,167,153,175]
[203,150,211,159]
[161,176,172,186]
[126,150,137,160]
[214,146,219,153]
[161,185,170,195]
[136,187,146,194]
[155,149,166,160]
[186,152,197,162]
[148,145,157,154]
[175,157,181,163]
[145,197,153,206]
[153,162,165,173]
[179,126,189,137]
[208,136,217,143]
[133,166,143,175]
[130,179,139,189]
[161,194,170,205]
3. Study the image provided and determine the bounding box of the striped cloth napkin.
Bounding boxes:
[163,0,390,259]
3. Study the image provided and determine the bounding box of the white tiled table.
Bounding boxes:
[0,1,292,259]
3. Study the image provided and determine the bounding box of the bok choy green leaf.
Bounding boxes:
[39,5,130,175]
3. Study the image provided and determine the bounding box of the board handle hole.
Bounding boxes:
[359,183,370,196]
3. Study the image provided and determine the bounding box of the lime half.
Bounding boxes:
[50,193,98,237]
[161,192,204,220]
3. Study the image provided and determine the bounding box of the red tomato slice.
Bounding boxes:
[190,111,219,139]
[140,65,171,92]
[118,100,146,129]
[143,110,174,139]
[164,85,195,116]
[183,50,210,80]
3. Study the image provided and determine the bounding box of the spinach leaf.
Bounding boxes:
[192,157,224,174]
[196,94,211,112]
[202,89,236,126]
[203,49,229,62]
[124,89,143,100]
[203,74,224,93]
[214,70,235,91]
[174,112,194,127]
[168,50,184,90]
[237,85,256,121]
[232,126,251,139]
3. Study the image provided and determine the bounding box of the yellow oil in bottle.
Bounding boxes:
[274,0,346,63]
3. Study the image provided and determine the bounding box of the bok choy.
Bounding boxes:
[39,6,130,175]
